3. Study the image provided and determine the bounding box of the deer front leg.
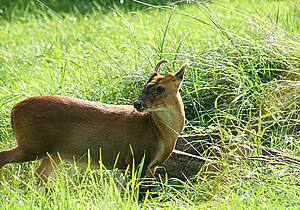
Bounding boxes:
[140,166,157,192]
[35,154,61,184]
[146,166,157,180]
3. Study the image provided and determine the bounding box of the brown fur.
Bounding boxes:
[0,60,188,183]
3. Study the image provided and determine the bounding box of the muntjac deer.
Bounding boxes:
[0,60,188,184]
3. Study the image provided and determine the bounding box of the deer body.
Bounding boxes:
[11,96,158,169]
[0,60,187,183]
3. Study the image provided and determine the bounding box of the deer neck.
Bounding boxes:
[151,92,185,142]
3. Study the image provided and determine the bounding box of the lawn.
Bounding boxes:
[0,0,299,209]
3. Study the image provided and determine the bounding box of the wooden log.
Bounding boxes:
[156,134,300,180]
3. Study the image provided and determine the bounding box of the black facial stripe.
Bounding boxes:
[147,83,157,89]
[142,83,156,95]
[156,78,162,83]
[146,73,157,85]
[145,78,162,88]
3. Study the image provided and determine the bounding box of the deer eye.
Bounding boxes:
[152,86,165,97]
[157,86,165,93]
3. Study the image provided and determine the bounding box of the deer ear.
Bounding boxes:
[175,63,189,81]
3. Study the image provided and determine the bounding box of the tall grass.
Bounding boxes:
[0,0,299,208]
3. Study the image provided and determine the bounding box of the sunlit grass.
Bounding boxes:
[0,0,299,209]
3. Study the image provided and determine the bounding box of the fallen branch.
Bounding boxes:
[156,134,300,180]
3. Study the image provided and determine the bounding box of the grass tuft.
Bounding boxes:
[0,0,299,208]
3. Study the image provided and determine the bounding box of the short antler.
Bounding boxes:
[154,59,168,72]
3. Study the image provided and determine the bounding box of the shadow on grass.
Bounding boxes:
[0,0,179,20]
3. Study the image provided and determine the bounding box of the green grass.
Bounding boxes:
[0,0,299,209]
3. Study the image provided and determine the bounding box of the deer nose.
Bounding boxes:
[134,100,142,110]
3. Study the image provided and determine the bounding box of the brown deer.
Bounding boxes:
[0,59,188,183]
